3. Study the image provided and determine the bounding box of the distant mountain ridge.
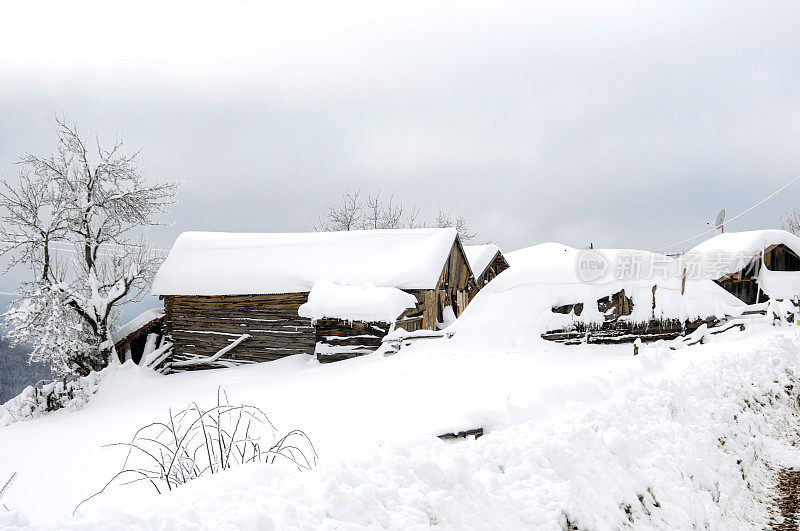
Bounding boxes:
[0,294,53,402]
[0,336,52,403]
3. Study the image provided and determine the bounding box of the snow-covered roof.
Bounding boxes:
[298,282,418,323]
[463,244,502,276]
[112,308,164,344]
[687,229,800,277]
[152,228,459,296]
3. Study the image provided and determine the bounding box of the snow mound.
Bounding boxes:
[151,228,458,296]
[298,281,418,323]
[450,242,744,347]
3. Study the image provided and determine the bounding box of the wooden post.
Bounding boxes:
[422,290,438,330]
[681,268,687,295]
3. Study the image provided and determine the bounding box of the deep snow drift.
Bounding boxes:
[2,321,800,529]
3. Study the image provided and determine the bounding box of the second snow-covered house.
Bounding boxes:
[464,244,510,290]
[151,228,475,369]
[688,229,800,304]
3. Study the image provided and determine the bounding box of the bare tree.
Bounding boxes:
[315,190,363,231]
[432,210,476,241]
[361,191,404,229]
[314,190,479,241]
[0,117,179,375]
[781,210,800,235]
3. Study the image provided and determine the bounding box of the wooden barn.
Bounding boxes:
[150,228,476,370]
[688,229,800,304]
[464,244,510,290]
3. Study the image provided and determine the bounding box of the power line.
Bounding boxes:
[655,174,800,252]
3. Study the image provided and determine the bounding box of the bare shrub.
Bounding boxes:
[76,388,316,513]
[0,472,15,511]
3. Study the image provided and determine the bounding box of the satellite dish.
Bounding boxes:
[715,209,726,232]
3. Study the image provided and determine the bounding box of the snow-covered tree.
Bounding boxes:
[0,117,179,375]
[3,282,98,375]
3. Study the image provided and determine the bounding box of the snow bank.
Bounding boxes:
[688,229,800,277]
[463,244,500,276]
[4,327,800,528]
[151,228,458,296]
[298,281,417,323]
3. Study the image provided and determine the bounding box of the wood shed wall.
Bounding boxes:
[163,293,316,371]
[314,319,391,362]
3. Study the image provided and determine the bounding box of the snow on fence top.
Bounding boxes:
[151,228,459,296]
[687,229,800,276]
[463,244,501,276]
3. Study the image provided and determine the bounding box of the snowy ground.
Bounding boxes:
[2,323,800,529]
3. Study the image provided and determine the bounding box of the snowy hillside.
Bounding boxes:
[2,320,800,528]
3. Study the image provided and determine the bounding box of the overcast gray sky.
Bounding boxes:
[2,0,800,315]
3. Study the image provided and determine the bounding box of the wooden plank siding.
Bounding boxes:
[164,293,316,371]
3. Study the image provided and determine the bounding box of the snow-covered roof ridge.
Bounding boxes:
[463,244,502,276]
[152,228,460,296]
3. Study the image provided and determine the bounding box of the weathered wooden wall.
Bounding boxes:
[163,293,315,371]
[764,244,800,271]
[436,240,475,323]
